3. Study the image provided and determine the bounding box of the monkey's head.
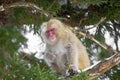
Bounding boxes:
[41,19,66,45]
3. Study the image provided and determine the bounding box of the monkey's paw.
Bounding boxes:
[68,69,80,76]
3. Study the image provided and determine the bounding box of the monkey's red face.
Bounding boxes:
[45,27,56,42]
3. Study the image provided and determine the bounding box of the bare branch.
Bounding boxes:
[0,2,49,17]
[84,17,106,31]
[78,31,117,53]
[71,17,116,53]
[76,17,106,32]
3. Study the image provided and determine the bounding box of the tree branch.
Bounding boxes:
[72,17,117,53]
[69,17,117,53]
[85,52,120,79]
[83,17,106,31]
[0,2,49,17]
[78,31,117,53]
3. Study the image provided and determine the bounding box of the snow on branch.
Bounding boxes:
[85,52,120,79]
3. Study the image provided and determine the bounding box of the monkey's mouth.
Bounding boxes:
[49,35,56,42]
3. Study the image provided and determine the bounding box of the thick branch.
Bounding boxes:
[85,52,120,79]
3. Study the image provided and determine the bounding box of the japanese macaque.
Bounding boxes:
[40,19,90,76]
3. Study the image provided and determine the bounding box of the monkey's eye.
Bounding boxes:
[46,28,55,34]
[46,30,50,33]
[50,28,55,32]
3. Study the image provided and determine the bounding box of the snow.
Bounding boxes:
[19,25,45,59]
[20,24,120,60]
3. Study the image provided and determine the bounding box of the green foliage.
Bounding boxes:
[109,66,120,80]
[68,71,89,80]
[0,53,58,80]
[73,0,108,5]
[98,48,110,59]
[0,25,26,54]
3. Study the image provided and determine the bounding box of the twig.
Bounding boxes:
[84,17,106,31]
[77,17,106,32]
[78,31,117,53]
[73,17,117,53]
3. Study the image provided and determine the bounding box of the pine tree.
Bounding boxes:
[0,0,120,80]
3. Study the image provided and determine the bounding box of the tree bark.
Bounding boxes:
[85,52,120,79]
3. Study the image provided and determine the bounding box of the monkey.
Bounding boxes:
[40,19,90,76]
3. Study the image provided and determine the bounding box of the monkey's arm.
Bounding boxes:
[65,43,80,73]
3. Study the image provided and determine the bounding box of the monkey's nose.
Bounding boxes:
[49,32,54,37]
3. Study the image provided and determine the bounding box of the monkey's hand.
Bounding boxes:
[60,69,70,77]
[68,69,80,76]
[60,69,80,78]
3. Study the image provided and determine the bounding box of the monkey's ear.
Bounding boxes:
[41,22,47,32]
[41,22,47,28]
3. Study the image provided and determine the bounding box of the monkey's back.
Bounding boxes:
[76,37,90,69]
[69,31,90,69]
